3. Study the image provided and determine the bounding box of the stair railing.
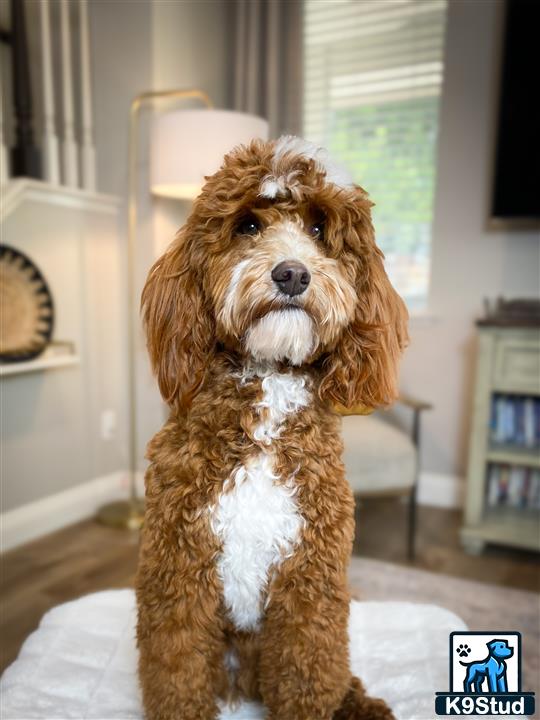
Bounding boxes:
[1,0,96,191]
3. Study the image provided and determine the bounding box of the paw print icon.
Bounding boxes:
[456,644,471,658]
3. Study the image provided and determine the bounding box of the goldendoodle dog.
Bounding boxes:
[136,136,408,720]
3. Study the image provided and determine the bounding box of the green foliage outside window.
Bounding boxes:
[323,96,441,307]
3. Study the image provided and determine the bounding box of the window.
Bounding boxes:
[303,0,447,310]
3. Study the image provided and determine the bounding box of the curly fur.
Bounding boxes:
[136,137,408,719]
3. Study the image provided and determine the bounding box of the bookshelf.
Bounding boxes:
[461,326,540,554]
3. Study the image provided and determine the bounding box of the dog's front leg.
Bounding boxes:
[136,514,226,720]
[137,589,225,720]
[137,594,225,720]
[258,569,352,720]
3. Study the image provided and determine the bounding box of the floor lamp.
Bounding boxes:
[97,89,269,530]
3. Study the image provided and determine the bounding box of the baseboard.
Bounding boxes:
[1,470,144,553]
[418,472,465,509]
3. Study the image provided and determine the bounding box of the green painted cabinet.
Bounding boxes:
[461,326,540,554]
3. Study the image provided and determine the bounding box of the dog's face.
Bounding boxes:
[212,206,358,367]
[488,640,514,660]
[143,136,408,411]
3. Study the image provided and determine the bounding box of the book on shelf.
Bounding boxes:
[486,464,540,510]
[490,395,540,449]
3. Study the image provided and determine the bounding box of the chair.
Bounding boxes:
[340,395,432,560]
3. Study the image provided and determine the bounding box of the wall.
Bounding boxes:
[400,0,539,505]
[90,0,153,198]
[1,187,124,528]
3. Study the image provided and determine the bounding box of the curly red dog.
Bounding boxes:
[136,136,408,720]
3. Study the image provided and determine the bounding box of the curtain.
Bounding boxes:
[227,0,303,139]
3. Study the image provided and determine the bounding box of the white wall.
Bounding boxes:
[400,0,540,501]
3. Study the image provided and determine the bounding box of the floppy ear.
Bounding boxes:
[318,197,409,410]
[141,229,214,412]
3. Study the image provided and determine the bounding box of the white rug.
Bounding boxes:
[0,590,467,720]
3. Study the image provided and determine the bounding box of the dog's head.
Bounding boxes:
[143,136,408,412]
[488,640,514,660]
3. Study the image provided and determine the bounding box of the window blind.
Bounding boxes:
[303,0,447,308]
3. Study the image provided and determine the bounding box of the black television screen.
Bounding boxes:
[491,0,540,224]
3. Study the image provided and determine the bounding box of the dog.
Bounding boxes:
[461,640,514,693]
[136,136,408,720]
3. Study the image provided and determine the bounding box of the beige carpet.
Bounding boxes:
[349,556,539,697]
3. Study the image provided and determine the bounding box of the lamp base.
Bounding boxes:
[96,499,145,531]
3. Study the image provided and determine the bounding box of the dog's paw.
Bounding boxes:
[457,644,471,658]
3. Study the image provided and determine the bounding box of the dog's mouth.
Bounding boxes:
[249,298,310,324]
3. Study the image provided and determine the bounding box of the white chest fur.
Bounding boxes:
[210,371,310,631]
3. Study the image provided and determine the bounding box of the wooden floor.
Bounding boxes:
[353,498,540,592]
[1,499,538,673]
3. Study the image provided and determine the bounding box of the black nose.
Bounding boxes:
[271,260,311,297]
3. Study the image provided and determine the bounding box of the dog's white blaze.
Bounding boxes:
[268,219,320,265]
[260,135,354,197]
[260,176,288,198]
[211,371,309,631]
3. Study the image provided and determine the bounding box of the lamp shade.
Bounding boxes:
[150,109,269,200]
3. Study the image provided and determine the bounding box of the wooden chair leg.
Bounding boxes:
[407,485,417,561]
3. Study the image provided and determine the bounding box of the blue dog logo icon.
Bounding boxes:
[435,631,536,715]
[459,639,513,693]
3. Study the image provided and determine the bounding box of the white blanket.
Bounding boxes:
[1,590,467,720]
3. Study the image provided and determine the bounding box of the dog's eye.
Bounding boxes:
[236,216,261,236]
[309,223,324,240]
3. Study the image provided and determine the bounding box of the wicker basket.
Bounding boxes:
[0,245,54,362]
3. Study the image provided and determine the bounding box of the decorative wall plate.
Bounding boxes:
[0,245,54,362]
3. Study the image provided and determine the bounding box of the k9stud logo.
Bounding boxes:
[435,632,535,715]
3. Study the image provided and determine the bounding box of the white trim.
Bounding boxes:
[78,0,96,192]
[417,471,464,509]
[39,0,60,186]
[60,0,78,187]
[0,179,120,223]
[0,471,144,553]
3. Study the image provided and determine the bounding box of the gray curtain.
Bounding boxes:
[227,0,303,139]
